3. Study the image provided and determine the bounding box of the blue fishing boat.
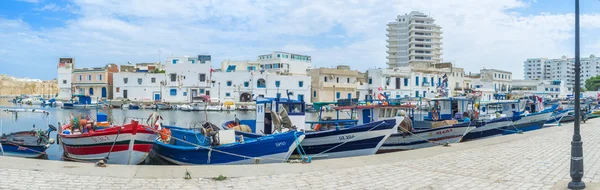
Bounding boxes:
[0,125,56,158]
[62,94,98,109]
[152,125,304,165]
[223,96,397,160]
[477,99,553,135]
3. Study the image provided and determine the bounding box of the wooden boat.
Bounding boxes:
[0,125,56,158]
[58,120,157,165]
[223,97,397,160]
[63,94,98,109]
[152,125,304,165]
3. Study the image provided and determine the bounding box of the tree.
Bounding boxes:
[585,75,600,91]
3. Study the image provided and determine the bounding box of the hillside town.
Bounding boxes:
[53,11,581,105]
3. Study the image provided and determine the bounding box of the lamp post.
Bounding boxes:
[218,82,221,103]
[569,0,585,189]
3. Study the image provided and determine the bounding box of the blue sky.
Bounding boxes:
[1,0,600,80]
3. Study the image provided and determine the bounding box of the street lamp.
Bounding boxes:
[218,82,221,103]
[569,0,585,189]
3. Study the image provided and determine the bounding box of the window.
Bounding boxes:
[116,87,120,93]
[199,74,206,82]
[137,78,142,85]
[200,89,205,94]
[244,82,249,87]
[415,91,419,97]
[98,75,103,81]
[275,81,281,87]
[336,92,340,99]
[324,77,328,82]
[190,60,195,64]
[385,77,390,86]
[313,91,317,97]
[276,93,281,99]
[123,78,128,84]
[336,77,339,83]
[170,89,177,96]
[226,93,231,97]
[172,59,178,64]
[183,92,188,96]
[404,78,408,86]
[257,78,266,88]
[78,75,82,81]
[170,73,177,82]
[62,80,67,84]
[368,78,372,84]
[151,78,156,83]
[430,77,434,87]
[347,78,350,83]
[88,75,92,81]
[299,81,304,87]
[545,88,549,91]
[227,81,232,86]
[415,76,419,86]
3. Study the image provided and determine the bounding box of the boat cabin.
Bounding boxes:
[423,97,473,121]
[230,98,306,135]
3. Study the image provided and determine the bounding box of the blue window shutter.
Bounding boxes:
[275,81,281,87]
[415,91,419,97]
[170,89,177,96]
[244,82,249,87]
[200,89,205,93]
[404,78,408,86]
[431,77,434,86]
[183,92,187,96]
[336,92,340,99]
[226,93,231,97]
[227,81,232,86]
[313,91,316,97]
[368,78,372,84]
[299,81,303,87]
[415,76,419,86]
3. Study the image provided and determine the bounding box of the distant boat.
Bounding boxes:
[62,94,98,109]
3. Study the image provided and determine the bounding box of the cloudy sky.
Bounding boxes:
[1,0,600,80]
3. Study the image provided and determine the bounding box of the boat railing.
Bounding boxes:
[305,120,359,130]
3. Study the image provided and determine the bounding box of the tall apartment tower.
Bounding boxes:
[386,11,443,68]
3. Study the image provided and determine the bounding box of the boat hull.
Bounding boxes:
[59,122,156,165]
[380,122,474,151]
[297,119,397,159]
[153,128,304,165]
[0,144,47,158]
[503,112,552,135]
[462,118,513,141]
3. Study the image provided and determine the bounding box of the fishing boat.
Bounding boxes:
[222,99,236,111]
[223,96,397,160]
[152,124,304,165]
[58,119,157,165]
[478,99,553,135]
[376,97,477,150]
[206,98,222,111]
[0,125,56,158]
[62,94,98,109]
[156,103,172,110]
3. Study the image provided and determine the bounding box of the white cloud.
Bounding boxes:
[2,0,600,79]
[35,3,62,12]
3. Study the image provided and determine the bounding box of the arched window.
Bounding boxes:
[257,78,266,88]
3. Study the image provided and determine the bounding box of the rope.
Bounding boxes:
[307,121,387,161]
[397,122,450,146]
[105,126,123,161]
[293,132,308,163]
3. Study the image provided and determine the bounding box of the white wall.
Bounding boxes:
[56,64,73,100]
[113,72,165,102]
[211,71,312,103]
[164,56,212,103]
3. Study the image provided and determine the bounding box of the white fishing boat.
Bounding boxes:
[206,98,222,111]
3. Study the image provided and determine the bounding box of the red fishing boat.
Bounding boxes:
[58,120,157,165]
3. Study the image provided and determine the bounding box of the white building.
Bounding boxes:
[366,65,450,99]
[524,54,599,91]
[211,61,311,103]
[163,55,212,103]
[510,79,568,98]
[480,69,512,93]
[112,72,166,102]
[386,11,443,68]
[469,77,496,101]
[221,60,261,72]
[257,51,312,75]
[56,58,74,100]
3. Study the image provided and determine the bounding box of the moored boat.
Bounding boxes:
[152,124,304,165]
[58,119,157,165]
[0,125,56,158]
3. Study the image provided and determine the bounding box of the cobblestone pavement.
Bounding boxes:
[2,122,600,190]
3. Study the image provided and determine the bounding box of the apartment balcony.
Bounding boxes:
[387,55,409,59]
[408,46,433,51]
[410,52,433,57]
[386,33,400,37]
[386,44,400,48]
[409,22,434,27]
[387,38,399,42]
